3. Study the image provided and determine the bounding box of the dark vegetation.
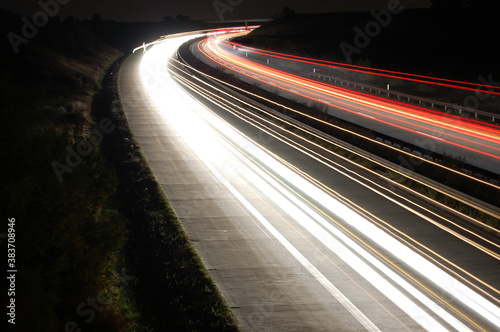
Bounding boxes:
[233,7,500,83]
[90,16,205,52]
[1,11,127,331]
[179,40,500,228]
[96,59,238,332]
[1,9,237,331]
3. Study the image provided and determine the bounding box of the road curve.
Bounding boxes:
[119,32,500,331]
[193,32,500,176]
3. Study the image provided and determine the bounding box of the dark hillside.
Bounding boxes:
[235,8,499,81]
[91,20,206,51]
[1,9,237,332]
[1,10,127,331]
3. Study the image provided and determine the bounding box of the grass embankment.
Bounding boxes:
[179,41,500,229]
[95,57,239,331]
[1,15,131,331]
[1,12,238,331]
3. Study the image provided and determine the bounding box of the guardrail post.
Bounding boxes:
[299,72,496,122]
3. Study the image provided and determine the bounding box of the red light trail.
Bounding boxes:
[196,32,500,167]
[225,39,500,96]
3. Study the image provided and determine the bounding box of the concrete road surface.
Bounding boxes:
[119,38,500,331]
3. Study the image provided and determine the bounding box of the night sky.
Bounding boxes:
[2,0,431,22]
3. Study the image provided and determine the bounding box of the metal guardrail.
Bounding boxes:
[233,47,499,122]
[176,50,500,224]
[310,72,499,122]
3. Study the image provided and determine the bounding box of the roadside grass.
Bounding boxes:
[96,56,240,332]
[0,17,135,330]
[1,14,238,331]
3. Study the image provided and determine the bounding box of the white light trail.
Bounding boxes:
[139,33,500,331]
[139,35,380,331]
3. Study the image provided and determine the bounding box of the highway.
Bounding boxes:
[120,30,500,331]
[192,31,500,176]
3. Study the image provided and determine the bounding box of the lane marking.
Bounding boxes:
[207,159,382,332]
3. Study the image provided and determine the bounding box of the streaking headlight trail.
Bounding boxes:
[139,33,500,331]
